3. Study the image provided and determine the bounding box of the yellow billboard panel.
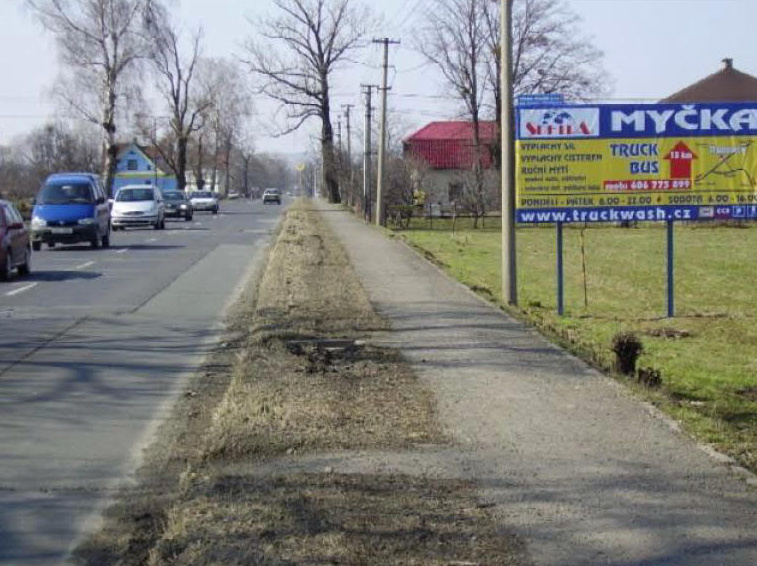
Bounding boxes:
[517,136,757,209]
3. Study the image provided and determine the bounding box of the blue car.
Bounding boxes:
[31,173,112,250]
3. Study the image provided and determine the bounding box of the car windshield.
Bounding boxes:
[192,192,214,198]
[264,189,280,195]
[37,182,94,205]
[163,191,186,202]
[116,188,155,202]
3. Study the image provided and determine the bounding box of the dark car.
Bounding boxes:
[0,200,32,280]
[31,173,111,250]
[162,190,194,221]
[262,188,281,204]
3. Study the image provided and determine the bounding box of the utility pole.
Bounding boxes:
[342,104,354,189]
[361,84,377,223]
[337,118,343,154]
[336,117,343,200]
[501,0,517,306]
[373,37,400,226]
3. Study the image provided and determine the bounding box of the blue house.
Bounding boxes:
[113,142,177,196]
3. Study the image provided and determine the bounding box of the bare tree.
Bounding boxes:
[243,0,371,203]
[142,2,211,191]
[232,136,256,198]
[483,0,609,116]
[416,0,608,223]
[26,0,148,195]
[27,123,100,176]
[418,0,491,225]
[196,58,253,195]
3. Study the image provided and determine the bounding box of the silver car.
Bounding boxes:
[189,191,219,214]
[111,185,166,230]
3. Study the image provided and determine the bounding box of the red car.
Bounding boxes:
[0,200,32,280]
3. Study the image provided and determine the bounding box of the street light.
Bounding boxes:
[501,0,518,306]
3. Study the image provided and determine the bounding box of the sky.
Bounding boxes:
[1,0,756,156]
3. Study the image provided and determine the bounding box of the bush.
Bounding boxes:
[611,332,643,376]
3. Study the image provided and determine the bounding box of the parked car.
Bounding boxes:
[162,190,193,221]
[189,191,219,214]
[111,185,166,230]
[262,188,282,205]
[0,200,31,280]
[31,172,111,250]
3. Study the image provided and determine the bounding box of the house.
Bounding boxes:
[403,121,500,208]
[113,142,177,196]
[185,161,229,194]
[661,58,757,103]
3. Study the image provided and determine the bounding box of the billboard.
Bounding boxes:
[516,103,757,223]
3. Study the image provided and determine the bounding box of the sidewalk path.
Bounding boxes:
[319,202,757,566]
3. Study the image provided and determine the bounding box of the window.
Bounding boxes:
[448,183,463,203]
[8,205,23,224]
[127,159,138,171]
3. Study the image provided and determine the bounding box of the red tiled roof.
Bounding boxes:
[405,121,498,142]
[404,121,498,170]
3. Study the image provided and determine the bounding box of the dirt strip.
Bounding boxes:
[73,201,530,566]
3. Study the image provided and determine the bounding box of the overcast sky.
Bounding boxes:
[1,0,755,155]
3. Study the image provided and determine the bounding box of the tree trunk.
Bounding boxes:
[321,91,340,203]
[177,136,189,191]
[322,137,340,203]
[242,156,250,197]
[195,134,205,190]
[101,82,118,197]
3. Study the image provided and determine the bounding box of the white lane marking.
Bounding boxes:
[6,283,38,297]
[147,238,157,243]
[116,249,129,255]
[74,261,95,271]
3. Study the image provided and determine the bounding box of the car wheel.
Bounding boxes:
[32,242,41,252]
[48,242,56,249]
[17,246,31,276]
[0,250,11,281]
[185,213,192,221]
[102,227,111,248]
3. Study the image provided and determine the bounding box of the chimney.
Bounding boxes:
[722,58,733,70]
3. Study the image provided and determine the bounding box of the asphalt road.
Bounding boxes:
[0,198,284,565]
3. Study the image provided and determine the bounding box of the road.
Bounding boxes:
[0,198,283,565]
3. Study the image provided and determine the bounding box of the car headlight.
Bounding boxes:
[179,204,187,209]
[78,217,96,225]
[31,216,47,228]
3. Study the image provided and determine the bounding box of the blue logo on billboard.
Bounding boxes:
[541,110,573,125]
[733,206,747,218]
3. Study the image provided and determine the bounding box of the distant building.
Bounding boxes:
[403,121,499,208]
[661,58,757,103]
[113,142,177,195]
[184,157,229,195]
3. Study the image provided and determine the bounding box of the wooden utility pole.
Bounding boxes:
[342,103,355,204]
[373,37,400,226]
[361,84,376,222]
[342,104,354,171]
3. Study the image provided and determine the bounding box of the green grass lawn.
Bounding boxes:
[396,218,757,473]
